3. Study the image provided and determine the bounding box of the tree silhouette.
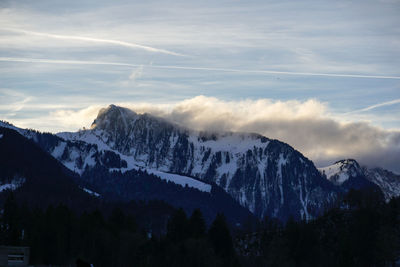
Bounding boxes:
[189,208,206,239]
[167,208,188,242]
[208,213,233,257]
[2,192,21,245]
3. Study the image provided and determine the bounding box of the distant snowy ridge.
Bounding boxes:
[319,159,400,201]
[318,159,362,185]
[364,167,400,201]
[0,121,23,134]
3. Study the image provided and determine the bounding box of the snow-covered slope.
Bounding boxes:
[57,129,212,193]
[319,159,363,185]
[0,120,211,193]
[0,125,253,224]
[364,167,400,201]
[58,104,337,220]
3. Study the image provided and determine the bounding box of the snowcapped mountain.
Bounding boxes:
[363,168,400,201]
[2,105,399,222]
[319,159,400,201]
[0,123,253,224]
[319,159,363,186]
[1,120,210,193]
[3,106,399,221]
[56,105,337,220]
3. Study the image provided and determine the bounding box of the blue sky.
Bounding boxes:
[0,0,399,171]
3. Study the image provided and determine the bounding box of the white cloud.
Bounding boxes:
[5,106,101,133]
[129,66,143,81]
[132,96,400,172]
[48,106,103,131]
[0,89,33,113]
[118,66,144,87]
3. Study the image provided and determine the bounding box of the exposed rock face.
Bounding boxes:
[364,167,400,201]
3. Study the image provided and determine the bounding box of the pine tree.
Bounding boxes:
[167,208,188,242]
[188,209,206,239]
[208,213,233,257]
[2,192,21,245]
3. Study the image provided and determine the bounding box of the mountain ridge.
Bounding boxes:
[0,121,255,225]
[2,105,398,221]
[56,104,338,220]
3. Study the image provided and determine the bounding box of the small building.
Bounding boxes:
[0,246,30,267]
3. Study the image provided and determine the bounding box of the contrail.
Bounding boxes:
[0,57,138,67]
[138,65,400,80]
[346,99,400,114]
[1,57,400,80]
[4,28,184,57]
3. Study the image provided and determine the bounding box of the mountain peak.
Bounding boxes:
[91,104,137,131]
[319,158,363,185]
[334,158,360,168]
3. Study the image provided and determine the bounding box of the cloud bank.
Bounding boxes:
[46,96,400,173]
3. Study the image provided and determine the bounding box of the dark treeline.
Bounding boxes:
[0,189,399,266]
[236,189,400,267]
[0,193,239,267]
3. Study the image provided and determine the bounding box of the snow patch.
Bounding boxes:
[58,130,212,193]
[51,142,67,158]
[319,162,350,185]
[277,153,287,205]
[109,166,212,193]
[82,187,101,197]
[0,177,26,192]
[147,169,212,193]
[189,133,269,155]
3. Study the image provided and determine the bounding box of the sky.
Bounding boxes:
[0,0,399,172]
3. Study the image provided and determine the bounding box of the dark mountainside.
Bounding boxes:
[0,126,92,210]
[80,165,254,225]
